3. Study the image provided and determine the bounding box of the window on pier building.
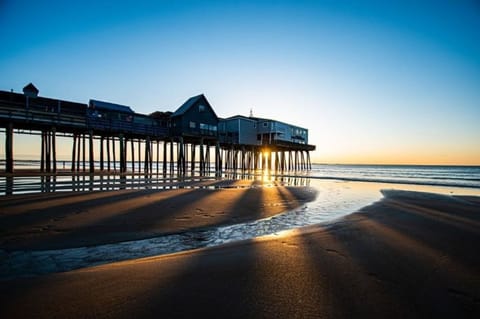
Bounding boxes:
[200,123,217,130]
[189,121,196,128]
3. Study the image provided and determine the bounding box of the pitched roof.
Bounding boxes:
[223,115,257,121]
[89,99,134,114]
[171,94,218,118]
[23,82,39,95]
[172,94,203,117]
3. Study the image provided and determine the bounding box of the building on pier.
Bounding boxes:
[218,115,258,145]
[218,115,314,172]
[170,94,218,139]
[0,83,315,174]
[218,115,309,146]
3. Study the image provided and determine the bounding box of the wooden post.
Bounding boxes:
[206,143,210,173]
[219,148,224,173]
[199,138,204,175]
[89,131,94,173]
[76,133,81,171]
[150,139,153,173]
[71,134,76,172]
[106,136,111,171]
[191,143,196,173]
[233,149,238,171]
[112,136,116,171]
[289,151,293,171]
[241,147,246,171]
[176,140,180,174]
[178,137,184,175]
[82,134,86,172]
[119,134,125,173]
[275,151,279,172]
[182,139,186,174]
[100,136,104,171]
[40,131,45,172]
[144,137,150,173]
[215,142,220,175]
[224,149,228,171]
[131,138,135,173]
[156,140,160,174]
[52,127,56,173]
[122,137,126,173]
[261,151,265,171]
[5,123,13,173]
[295,151,298,171]
[46,131,51,173]
[138,139,141,173]
[169,140,174,173]
[163,140,167,174]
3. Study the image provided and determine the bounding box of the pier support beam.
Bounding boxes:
[41,131,45,172]
[112,136,116,171]
[191,143,196,173]
[45,131,51,173]
[156,140,160,173]
[163,140,167,174]
[215,142,221,175]
[106,136,111,171]
[100,136,104,171]
[131,139,135,173]
[177,137,185,175]
[144,136,151,173]
[199,138,204,175]
[82,134,86,172]
[169,140,174,173]
[52,127,56,173]
[71,133,77,172]
[119,134,125,173]
[5,123,13,173]
[138,139,141,173]
[89,131,94,173]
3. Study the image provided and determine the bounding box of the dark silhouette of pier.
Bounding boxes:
[1,83,315,175]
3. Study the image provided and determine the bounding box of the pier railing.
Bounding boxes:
[0,104,86,131]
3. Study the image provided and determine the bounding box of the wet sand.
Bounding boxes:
[0,189,479,318]
[0,179,316,251]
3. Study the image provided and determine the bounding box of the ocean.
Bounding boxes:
[308,164,480,188]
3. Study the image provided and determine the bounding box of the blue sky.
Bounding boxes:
[1,0,479,164]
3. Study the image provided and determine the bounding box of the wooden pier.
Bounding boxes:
[0,84,315,175]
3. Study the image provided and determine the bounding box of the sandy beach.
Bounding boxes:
[0,178,316,251]
[1,183,479,318]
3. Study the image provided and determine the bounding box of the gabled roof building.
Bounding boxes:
[170,94,218,139]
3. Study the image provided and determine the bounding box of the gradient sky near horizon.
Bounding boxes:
[1,0,479,165]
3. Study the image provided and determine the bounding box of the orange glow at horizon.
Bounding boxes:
[311,150,480,166]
